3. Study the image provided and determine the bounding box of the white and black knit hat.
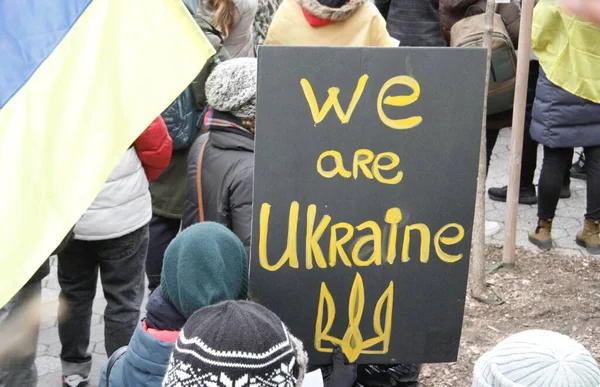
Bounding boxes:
[473,330,600,387]
[163,300,308,387]
[205,58,257,119]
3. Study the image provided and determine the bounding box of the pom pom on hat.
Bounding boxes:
[473,330,600,387]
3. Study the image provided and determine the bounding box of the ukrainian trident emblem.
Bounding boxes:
[314,273,394,362]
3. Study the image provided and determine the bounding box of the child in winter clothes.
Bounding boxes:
[472,330,600,386]
[58,118,171,387]
[265,0,392,46]
[99,222,248,387]
[162,300,308,387]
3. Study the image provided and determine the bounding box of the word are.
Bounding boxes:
[258,201,466,272]
[301,75,422,130]
[317,149,403,184]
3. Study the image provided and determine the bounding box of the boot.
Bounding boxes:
[488,184,537,205]
[570,152,587,181]
[528,219,553,250]
[576,219,600,255]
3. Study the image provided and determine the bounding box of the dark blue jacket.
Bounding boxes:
[99,321,177,387]
[531,68,600,148]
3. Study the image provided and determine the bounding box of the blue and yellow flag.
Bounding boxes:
[0,0,214,307]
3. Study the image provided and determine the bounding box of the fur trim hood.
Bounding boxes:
[296,0,365,22]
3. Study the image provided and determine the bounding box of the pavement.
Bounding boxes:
[35,128,592,386]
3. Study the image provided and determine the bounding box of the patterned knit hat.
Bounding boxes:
[473,330,600,387]
[205,58,257,119]
[161,222,248,319]
[163,301,308,387]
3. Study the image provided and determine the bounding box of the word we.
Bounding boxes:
[301,75,422,130]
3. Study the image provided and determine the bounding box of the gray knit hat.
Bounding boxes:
[205,58,257,119]
[473,330,600,387]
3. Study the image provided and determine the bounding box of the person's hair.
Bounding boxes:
[210,0,236,38]
[242,118,256,133]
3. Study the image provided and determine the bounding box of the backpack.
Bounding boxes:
[161,18,230,150]
[450,12,517,115]
[161,87,201,150]
[190,17,231,111]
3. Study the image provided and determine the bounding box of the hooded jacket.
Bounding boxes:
[182,110,254,250]
[265,0,392,47]
[529,1,600,148]
[74,120,171,240]
[98,320,179,387]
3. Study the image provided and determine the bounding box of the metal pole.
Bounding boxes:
[502,0,536,265]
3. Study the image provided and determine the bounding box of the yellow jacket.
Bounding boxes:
[532,0,600,103]
[265,0,392,47]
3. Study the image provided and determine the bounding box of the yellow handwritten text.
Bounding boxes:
[317,149,403,185]
[258,202,467,270]
[301,75,422,130]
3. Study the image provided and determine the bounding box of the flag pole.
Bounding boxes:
[502,0,536,265]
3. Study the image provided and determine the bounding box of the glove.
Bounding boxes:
[325,346,357,387]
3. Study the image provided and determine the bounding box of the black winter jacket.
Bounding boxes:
[375,0,446,47]
[182,110,254,251]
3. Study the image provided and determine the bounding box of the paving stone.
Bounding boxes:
[90,323,105,343]
[38,327,61,346]
[40,316,57,330]
[93,341,107,356]
[35,355,61,376]
[37,343,49,357]
[37,371,62,387]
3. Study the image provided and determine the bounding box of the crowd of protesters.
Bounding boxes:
[1,0,600,386]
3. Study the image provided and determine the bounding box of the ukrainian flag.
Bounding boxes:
[0,0,214,307]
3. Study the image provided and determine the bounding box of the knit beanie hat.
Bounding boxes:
[205,58,257,119]
[163,300,308,387]
[473,330,600,387]
[160,222,248,319]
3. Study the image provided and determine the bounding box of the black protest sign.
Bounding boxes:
[251,47,486,365]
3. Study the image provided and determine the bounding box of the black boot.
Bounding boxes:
[488,184,537,205]
[571,152,587,180]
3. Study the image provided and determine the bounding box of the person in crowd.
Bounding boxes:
[472,330,600,386]
[183,58,256,252]
[264,0,392,46]
[145,0,205,294]
[486,62,572,206]
[253,0,281,48]
[197,0,258,58]
[99,222,248,387]
[563,0,600,25]
[528,1,600,254]
[375,0,446,47]
[58,117,172,387]
[0,230,72,387]
[162,300,308,387]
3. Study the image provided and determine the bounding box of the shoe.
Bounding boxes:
[560,184,571,199]
[571,152,587,180]
[62,375,89,387]
[576,219,600,255]
[488,185,537,205]
[485,220,501,237]
[528,219,553,250]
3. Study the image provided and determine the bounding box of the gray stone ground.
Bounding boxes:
[35,128,591,386]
